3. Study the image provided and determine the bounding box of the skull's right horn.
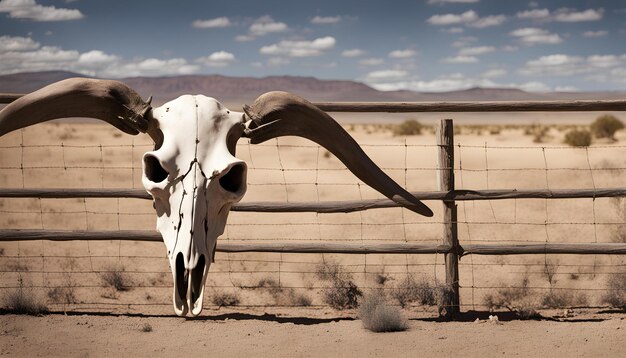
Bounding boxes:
[243,91,433,217]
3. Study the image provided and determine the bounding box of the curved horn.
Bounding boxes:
[0,78,161,144]
[243,91,433,217]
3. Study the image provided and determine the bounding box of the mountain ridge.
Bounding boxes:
[1,71,624,105]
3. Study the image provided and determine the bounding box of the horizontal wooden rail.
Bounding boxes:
[1,187,625,213]
[1,229,626,255]
[2,93,624,112]
[315,100,626,113]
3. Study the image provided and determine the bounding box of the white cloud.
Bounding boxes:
[427,0,479,4]
[311,15,341,24]
[235,35,255,42]
[0,0,83,21]
[267,57,290,66]
[445,27,464,34]
[342,49,364,57]
[458,46,495,56]
[364,71,555,93]
[359,58,384,66]
[468,14,506,28]
[451,36,477,48]
[109,58,199,77]
[482,68,507,78]
[196,51,236,67]
[427,10,478,25]
[0,36,201,77]
[583,30,608,38]
[77,50,118,68]
[249,15,288,36]
[364,69,409,82]
[427,10,505,28]
[555,86,579,92]
[442,55,478,63]
[510,27,563,45]
[0,35,40,52]
[518,54,626,80]
[192,17,231,28]
[389,49,416,58]
[259,36,335,57]
[516,8,550,20]
[554,8,603,22]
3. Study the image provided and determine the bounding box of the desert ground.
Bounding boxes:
[1,110,626,356]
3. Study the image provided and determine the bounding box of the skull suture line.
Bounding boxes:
[0,78,433,317]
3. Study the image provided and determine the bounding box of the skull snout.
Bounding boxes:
[173,249,208,317]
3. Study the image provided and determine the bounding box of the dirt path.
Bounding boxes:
[1,312,625,357]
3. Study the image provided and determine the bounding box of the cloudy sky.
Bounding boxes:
[0,0,625,92]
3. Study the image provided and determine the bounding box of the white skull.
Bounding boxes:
[141,95,247,316]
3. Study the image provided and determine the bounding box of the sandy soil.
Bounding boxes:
[1,310,626,357]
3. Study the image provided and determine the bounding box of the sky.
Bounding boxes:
[0,0,625,92]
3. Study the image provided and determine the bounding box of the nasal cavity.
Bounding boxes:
[143,154,168,183]
[219,163,245,193]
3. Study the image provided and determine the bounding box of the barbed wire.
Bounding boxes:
[1,129,626,314]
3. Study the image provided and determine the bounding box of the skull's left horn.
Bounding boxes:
[243,91,433,217]
[0,78,161,144]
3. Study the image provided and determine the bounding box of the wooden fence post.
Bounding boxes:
[437,119,460,318]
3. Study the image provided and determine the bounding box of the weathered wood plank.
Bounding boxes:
[2,93,625,112]
[438,119,460,317]
[314,100,626,113]
[462,243,626,255]
[1,188,625,213]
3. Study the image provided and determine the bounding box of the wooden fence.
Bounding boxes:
[1,95,626,317]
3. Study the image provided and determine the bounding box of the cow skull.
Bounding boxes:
[0,78,433,317]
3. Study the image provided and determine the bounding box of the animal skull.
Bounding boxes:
[142,95,247,316]
[0,78,433,317]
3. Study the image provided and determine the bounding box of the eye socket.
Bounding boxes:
[143,154,169,183]
[219,163,246,194]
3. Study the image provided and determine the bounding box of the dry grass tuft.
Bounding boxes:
[391,275,437,308]
[211,291,240,307]
[4,278,47,315]
[141,323,153,332]
[602,275,626,310]
[316,262,362,310]
[358,291,408,333]
[100,265,131,292]
[541,290,588,308]
[483,276,540,319]
[254,277,311,306]
[393,119,422,136]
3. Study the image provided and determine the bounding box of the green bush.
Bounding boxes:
[564,129,592,147]
[393,119,422,136]
[591,114,624,141]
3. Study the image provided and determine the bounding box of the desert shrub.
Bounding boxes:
[393,119,422,136]
[141,323,153,332]
[211,291,240,307]
[254,277,311,306]
[564,129,592,147]
[375,273,391,286]
[47,287,77,304]
[4,278,47,315]
[100,265,131,291]
[541,290,588,308]
[591,114,624,141]
[358,292,408,332]
[482,276,540,319]
[391,275,437,308]
[316,263,362,309]
[601,275,626,310]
